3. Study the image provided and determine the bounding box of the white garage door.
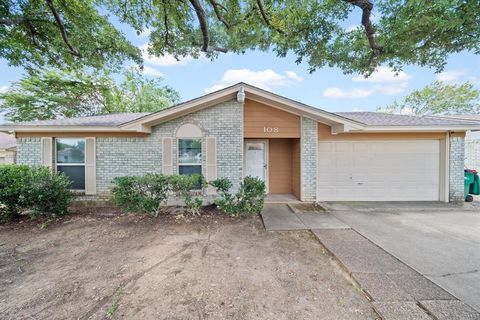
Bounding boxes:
[317,140,440,201]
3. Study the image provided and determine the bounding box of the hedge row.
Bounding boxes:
[111,174,266,216]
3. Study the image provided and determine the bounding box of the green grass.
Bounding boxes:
[106,286,124,319]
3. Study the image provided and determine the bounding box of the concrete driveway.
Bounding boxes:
[325,202,480,312]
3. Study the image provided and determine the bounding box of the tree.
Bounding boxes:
[0,68,180,122]
[2,1,479,75]
[0,0,141,70]
[377,81,480,116]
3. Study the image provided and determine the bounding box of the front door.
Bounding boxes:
[245,140,268,188]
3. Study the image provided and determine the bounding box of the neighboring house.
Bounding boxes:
[432,114,480,172]
[1,83,479,203]
[0,132,16,164]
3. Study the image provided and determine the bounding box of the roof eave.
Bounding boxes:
[0,125,146,133]
[356,125,480,132]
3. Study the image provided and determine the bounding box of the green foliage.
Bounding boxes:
[3,1,480,75]
[0,165,72,223]
[27,166,73,218]
[105,0,480,75]
[210,176,266,216]
[236,176,267,215]
[111,174,171,217]
[105,69,180,114]
[0,68,179,122]
[378,81,480,116]
[0,0,141,71]
[169,174,206,215]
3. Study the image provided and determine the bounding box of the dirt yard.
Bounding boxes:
[0,211,377,320]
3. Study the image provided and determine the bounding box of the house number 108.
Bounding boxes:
[263,127,279,133]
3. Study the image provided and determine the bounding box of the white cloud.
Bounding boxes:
[286,71,303,82]
[352,107,363,112]
[0,86,9,93]
[374,82,409,96]
[323,87,375,98]
[140,43,202,67]
[352,66,412,83]
[205,69,303,93]
[141,66,164,77]
[435,69,478,85]
[325,66,412,99]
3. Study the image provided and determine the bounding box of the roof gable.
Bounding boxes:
[119,82,365,133]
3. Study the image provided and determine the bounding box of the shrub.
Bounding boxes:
[28,167,73,218]
[210,176,266,216]
[111,174,170,216]
[0,165,72,223]
[169,174,206,215]
[236,176,267,215]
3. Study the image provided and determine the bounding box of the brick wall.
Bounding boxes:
[17,100,243,201]
[16,137,42,166]
[449,135,465,202]
[301,117,317,201]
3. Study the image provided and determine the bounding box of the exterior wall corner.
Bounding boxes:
[301,117,317,201]
[449,134,465,202]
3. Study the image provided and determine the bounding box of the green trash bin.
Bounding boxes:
[469,172,480,195]
[464,171,475,200]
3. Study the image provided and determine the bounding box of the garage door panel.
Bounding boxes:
[317,140,440,201]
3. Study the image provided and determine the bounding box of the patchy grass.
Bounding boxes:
[106,286,124,318]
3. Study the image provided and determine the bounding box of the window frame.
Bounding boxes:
[177,138,202,176]
[55,137,86,191]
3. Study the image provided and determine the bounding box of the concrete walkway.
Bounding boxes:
[260,204,348,231]
[260,204,480,320]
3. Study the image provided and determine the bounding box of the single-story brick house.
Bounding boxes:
[1,83,479,203]
[0,132,16,164]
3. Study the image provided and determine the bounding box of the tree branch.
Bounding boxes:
[189,0,210,52]
[207,0,230,29]
[345,0,383,52]
[0,17,27,25]
[45,0,81,57]
[256,0,284,34]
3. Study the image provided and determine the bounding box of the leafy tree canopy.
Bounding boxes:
[377,81,480,116]
[0,68,180,122]
[0,0,141,70]
[1,1,479,74]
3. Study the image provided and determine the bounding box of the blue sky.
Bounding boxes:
[1,13,479,123]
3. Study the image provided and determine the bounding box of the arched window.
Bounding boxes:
[176,124,202,176]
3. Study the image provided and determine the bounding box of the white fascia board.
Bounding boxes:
[358,125,480,132]
[0,125,142,133]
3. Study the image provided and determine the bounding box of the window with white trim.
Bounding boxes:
[56,138,85,190]
[178,139,202,176]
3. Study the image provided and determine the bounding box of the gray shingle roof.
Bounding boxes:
[14,113,151,127]
[430,114,480,122]
[4,110,479,129]
[0,132,16,149]
[335,112,480,126]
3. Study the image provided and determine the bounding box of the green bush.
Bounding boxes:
[210,176,266,216]
[111,174,171,216]
[170,174,206,215]
[0,165,72,223]
[236,176,267,214]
